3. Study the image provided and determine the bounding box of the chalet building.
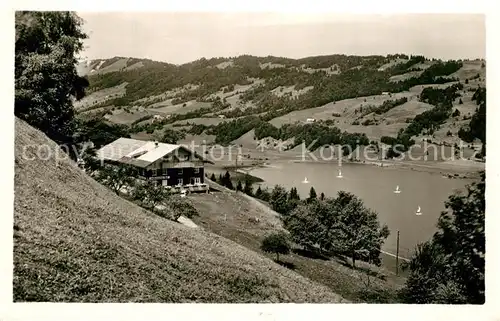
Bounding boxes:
[96,138,213,193]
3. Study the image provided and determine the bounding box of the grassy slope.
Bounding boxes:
[13,117,347,303]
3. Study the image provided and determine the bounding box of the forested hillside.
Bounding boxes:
[76,54,486,157]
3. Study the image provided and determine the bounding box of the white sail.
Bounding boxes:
[394,185,401,193]
[302,177,309,184]
[416,206,422,215]
[337,169,343,178]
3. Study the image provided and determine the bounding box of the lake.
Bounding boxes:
[248,161,476,259]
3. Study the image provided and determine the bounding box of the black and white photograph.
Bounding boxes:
[4,2,497,319]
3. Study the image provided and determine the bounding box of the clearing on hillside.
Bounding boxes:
[13,117,347,303]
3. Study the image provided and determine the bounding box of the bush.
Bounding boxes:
[260,232,291,261]
[168,196,199,219]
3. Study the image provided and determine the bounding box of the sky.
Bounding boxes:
[78,13,485,64]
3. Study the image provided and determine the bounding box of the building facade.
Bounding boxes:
[96,138,213,193]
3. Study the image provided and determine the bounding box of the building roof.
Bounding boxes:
[96,138,146,162]
[96,137,213,168]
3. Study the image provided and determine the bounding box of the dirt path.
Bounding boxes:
[177,216,198,228]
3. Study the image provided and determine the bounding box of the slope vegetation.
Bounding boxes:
[13,118,347,303]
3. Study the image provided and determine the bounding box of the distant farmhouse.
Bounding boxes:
[152,114,164,123]
[96,138,213,193]
[152,114,172,123]
[306,118,316,123]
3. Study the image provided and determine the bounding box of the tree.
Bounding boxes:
[260,232,291,262]
[283,191,389,267]
[79,145,100,174]
[399,172,485,304]
[254,185,263,199]
[243,174,253,195]
[143,181,171,212]
[73,117,131,155]
[458,87,486,156]
[459,98,463,104]
[220,171,234,189]
[320,192,325,201]
[243,182,253,196]
[236,180,243,192]
[16,13,91,158]
[210,173,216,181]
[308,187,317,201]
[259,187,271,202]
[96,164,136,195]
[160,128,185,144]
[134,180,171,210]
[270,185,289,215]
[289,187,300,201]
[335,191,390,267]
[15,12,89,152]
[282,201,325,253]
[452,109,461,117]
[286,186,301,212]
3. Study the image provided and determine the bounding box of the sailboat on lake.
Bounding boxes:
[336,169,343,178]
[394,185,401,194]
[302,177,309,184]
[415,206,422,216]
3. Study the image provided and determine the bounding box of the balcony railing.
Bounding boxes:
[159,161,205,168]
[166,183,209,193]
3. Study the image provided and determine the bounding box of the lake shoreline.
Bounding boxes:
[205,144,484,181]
[229,157,482,181]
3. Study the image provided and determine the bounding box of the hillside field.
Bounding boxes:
[13,117,347,303]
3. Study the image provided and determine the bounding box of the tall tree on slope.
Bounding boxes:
[399,172,485,304]
[15,11,89,149]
